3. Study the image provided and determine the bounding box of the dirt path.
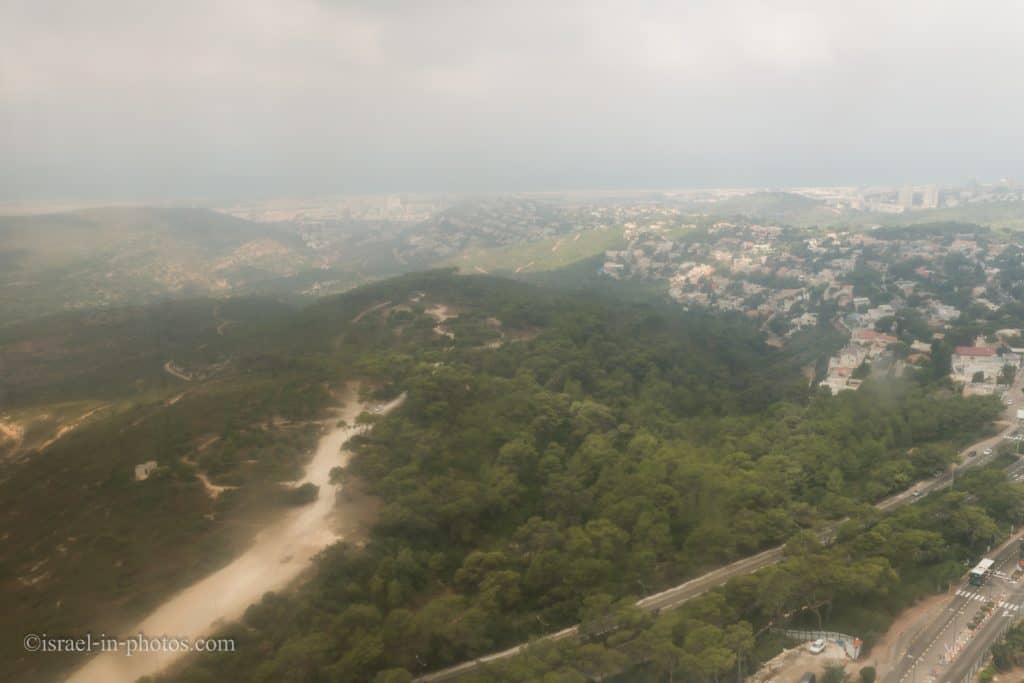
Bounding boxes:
[162,361,192,382]
[514,260,535,273]
[426,304,456,340]
[67,387,406,683]
[352,300,392,323]
[195,473,236,499]
[38,406,108,451]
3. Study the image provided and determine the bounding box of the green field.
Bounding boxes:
[444,227,627,274]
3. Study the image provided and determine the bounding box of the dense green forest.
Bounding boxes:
[446,462,1024,682]
[0,270,1005,682]
[47,271,984,683]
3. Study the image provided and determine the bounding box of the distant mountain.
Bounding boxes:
[0,207,383,323]
[0,203,609,325]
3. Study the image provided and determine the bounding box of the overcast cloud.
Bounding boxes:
[2,0,1022,199]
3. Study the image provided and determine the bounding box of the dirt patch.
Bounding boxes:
[0,419,25,446]
[425,304,457,340]
[196,473,236,500]
[865,589,952,677]
[163,360,192,381]
[425,303,456,323]
[39,405,108,451]
[751,641,853,683]
[195,434,221,452]
[992,666,1024,683]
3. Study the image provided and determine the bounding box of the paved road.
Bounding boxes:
[885,505,1024,683]
[415,381,1024,682]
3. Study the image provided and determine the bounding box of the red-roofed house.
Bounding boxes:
[954,346,996,357]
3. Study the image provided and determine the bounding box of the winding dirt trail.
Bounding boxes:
[66,388,405,683]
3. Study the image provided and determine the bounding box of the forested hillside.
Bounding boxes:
[109,271,998,683]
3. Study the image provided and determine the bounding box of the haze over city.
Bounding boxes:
[12,3,1024,683]
[4,0,1024,199]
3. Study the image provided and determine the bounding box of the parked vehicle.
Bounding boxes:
[984,448,993,456]
[809,638,826,654]
[799,674,817,683]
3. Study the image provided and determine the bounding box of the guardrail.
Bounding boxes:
[775,628,862,660]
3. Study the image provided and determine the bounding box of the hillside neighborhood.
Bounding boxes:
[603,221,1024,395]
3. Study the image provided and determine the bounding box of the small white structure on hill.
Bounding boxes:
[135,460,158,481]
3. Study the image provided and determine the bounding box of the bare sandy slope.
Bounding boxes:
[66,388,405,683]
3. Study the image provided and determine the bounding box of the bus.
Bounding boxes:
[969,558,995,586]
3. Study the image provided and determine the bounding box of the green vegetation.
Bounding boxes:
[137,273,997,683]
[0,371,333,682]
[412,461,1023,683]
[444,228,627,274]
[989,618,1024,672]
[0,270,1007,682]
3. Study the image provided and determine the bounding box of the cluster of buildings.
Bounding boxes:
[601,219,1024,394]
[400,199,696,263]
[791,180,1024,214]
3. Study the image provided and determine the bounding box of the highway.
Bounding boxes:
[884,491,1024,683]
[414,379,1024,682]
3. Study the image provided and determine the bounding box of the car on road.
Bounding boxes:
[799,674,817,683]
[984,448,993,456]
[968,450,977,457]
[809,638,826,654]
[912,489,922,498]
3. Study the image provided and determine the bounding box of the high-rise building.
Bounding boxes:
[921,185,939,209]
[898,185,914,210]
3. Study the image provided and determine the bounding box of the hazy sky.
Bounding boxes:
[2,0,1023,199]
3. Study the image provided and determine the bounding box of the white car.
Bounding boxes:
[984,448,993,456]
[809,638,826,654]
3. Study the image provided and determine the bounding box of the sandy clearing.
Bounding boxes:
[67,388,406,683]
[0,419,24,446]
[426,304,456,340]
